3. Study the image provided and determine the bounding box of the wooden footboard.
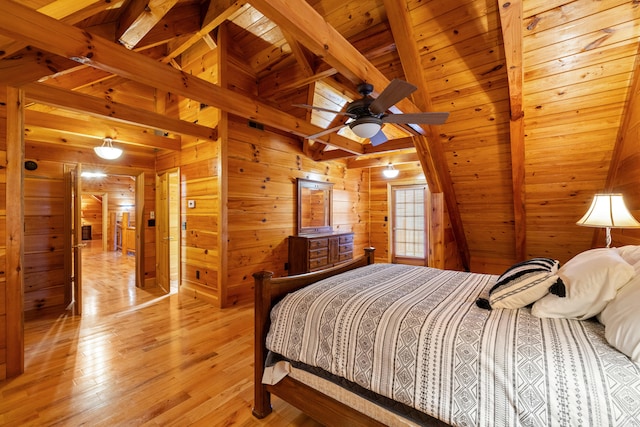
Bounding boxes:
[252,247,375,421]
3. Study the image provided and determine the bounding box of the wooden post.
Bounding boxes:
[252,270,274,419]
[6,86,25,377]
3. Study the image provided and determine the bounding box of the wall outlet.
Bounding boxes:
[188,200,196,208]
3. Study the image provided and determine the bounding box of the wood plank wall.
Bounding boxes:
[225,117,369,306]
[23,160,66,315]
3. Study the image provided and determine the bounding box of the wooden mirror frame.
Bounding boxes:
[297,178,333,234]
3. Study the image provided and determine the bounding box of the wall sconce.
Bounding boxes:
[576,193,640,247]
[94,137,123,160]
[382,164,399,179]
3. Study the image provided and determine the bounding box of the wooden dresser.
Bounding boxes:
[288,232,354,275]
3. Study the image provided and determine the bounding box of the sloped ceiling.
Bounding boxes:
[1,0,639,269]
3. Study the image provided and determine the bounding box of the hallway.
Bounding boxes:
[0,243,316,426]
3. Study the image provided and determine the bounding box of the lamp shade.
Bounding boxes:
[576,194,640,228]
[577,193,640,248]
[94,138,123,160]
[349,117,382,138]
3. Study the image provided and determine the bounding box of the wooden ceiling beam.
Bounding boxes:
[161,0,247,64]
[23,82,214,143]
[117,0,179,50]
[384,0,469,269]
[135,4,201,50]
[498,0,526,261]
[25,110,181,151]
[362,137,415,153]
[258,63,336,99]
[0,49,80,87]
[281,29,314,77]
[0,1,363,155]
[347,152,419,169]
[249,0,372,88]
[0,0,121,60]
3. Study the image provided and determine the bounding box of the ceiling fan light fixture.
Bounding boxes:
[94,137,123,160]
[349,117,382,139]
[382,164,399,179]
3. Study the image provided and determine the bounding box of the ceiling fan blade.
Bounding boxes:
[382,112,450,125]
[292,104,356,117]
[369,79,417,115]
[369,131,388,146]
[306,124,347,140]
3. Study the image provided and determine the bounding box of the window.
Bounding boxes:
[391,185,427,264]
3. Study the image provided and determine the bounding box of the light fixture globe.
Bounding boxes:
[94,137,123,160]
[382,164,399,178]
[349,116,382,139]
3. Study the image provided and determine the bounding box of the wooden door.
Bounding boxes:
[64,163,83,314]
[391,184,428,266]
[156,171,170,293]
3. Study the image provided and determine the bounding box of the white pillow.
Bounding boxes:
[617,245,640,272]
[599,276,640,363]
[532,248,635,320]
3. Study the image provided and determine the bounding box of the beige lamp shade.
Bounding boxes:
[576,193,640,247]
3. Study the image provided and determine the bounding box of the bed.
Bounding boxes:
[252,247,640,426]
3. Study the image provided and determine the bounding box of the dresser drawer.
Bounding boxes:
[338,243,352,254]
[339,234,353,245]
[310,248,328,259]
[309,256,328,270]
[308,238,328,250]
[338,251,353,261]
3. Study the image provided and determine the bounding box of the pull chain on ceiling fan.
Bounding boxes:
[294,79,450,146]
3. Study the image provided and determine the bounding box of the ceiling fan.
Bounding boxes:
[294,79,450,146]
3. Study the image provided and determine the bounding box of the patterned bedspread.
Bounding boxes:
[266,263,640,426]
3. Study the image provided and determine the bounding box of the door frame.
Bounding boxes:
[388,182,430,266]
[155,168,180,294]
[64,163,83,314]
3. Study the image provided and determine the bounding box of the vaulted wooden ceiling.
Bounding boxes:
[1,0,639,269]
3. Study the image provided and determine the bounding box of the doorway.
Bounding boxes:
[390,184,429,266]
[76,171,140,313]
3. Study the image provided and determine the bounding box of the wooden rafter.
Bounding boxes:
[24,83,210,145]
[117,0,179,49]
[498,0,526,261]
[347,151,419,169]
[25,110,182,151]
[161,0,246,64]
[0,1,364,155]
[0,0,119,60]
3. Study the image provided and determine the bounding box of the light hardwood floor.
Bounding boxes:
[0,242,321,426]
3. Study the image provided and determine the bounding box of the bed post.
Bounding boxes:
[252,270,273,418]
[364,247,375,265]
